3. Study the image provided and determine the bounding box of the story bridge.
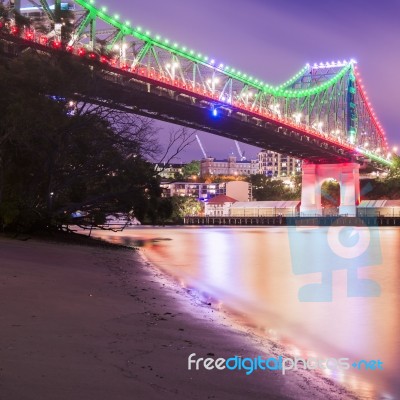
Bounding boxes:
[0,0,396,215]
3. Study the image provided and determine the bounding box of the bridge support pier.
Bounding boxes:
[300,163,360,216]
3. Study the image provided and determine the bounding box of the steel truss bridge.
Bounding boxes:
[0,0,394,168]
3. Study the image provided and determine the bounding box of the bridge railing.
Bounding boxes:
[0,15,393,167]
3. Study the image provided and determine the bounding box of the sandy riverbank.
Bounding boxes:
[0,236,357,400]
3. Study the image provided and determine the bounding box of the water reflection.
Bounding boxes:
[91,226,400,399]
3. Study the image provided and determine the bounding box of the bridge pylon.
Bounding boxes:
[300,163,360,216]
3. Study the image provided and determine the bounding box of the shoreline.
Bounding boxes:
[0,235,358,399]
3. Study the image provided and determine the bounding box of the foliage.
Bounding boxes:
[250,174,299,201]
[182,160,200,179]
[387,155,400,180]
[321,180,340,208]
[0,52,167,231]
[170,160,200,181]
[170,196,202,220]
[202,174,248,184]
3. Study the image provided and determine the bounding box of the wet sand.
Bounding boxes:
[0,237,357,400]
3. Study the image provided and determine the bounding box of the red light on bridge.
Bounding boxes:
[66,45,73,52]
[40,36,48,45]
[88,52,97,59]
[10,26,19,35]
[100,56,109,63]
[25,31,34,40]
[78,48,86,57]
[52,41,62,49]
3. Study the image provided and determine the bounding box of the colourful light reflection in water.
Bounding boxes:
[91,226,400,399]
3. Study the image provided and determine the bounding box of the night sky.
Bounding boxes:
[69,1,400,160]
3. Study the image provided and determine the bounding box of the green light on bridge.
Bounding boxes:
[74,1,367,100]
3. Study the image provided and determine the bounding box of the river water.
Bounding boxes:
[91,226,399,399]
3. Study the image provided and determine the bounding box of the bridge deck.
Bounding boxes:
[0,33,371,165]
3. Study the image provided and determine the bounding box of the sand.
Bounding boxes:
[0,237,357,400]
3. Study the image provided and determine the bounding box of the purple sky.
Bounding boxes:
[89,0,400,161]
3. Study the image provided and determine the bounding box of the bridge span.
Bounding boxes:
[0,0,396,215]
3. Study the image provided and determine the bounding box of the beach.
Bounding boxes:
[0,236,357,400]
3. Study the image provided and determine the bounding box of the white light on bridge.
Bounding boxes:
[269,104,281,117]
[312,121,324,133]
[293,112,302,124]
[207,77,220,84]
[166,62,179,69]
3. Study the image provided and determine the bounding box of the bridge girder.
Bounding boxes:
[0,0,392,168]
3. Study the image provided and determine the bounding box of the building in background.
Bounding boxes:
[224,181,251,202]
[230,201,300,217]
[204,195,237,216]
[154,163,184,180]
[200,151,301,179]
[357,200,400,217]
[204,199,300,217]
[258,150,301,177]
[161,180,251,202]
[200,155,258,177]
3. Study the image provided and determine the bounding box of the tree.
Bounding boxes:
[250,174,299,201]
[182,160,200,179]
[358,157,400,200]
[321,180,340,208]
[388,155,400,179]
[170,196,202,221]
[0,51,193,231]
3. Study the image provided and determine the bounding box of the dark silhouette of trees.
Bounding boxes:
[0,51,192,231]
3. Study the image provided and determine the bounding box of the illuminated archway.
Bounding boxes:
[300,163,360,216]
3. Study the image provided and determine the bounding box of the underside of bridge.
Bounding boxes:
[0,36,363,166]
[81,70,360,165]
[0,0,394,171]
